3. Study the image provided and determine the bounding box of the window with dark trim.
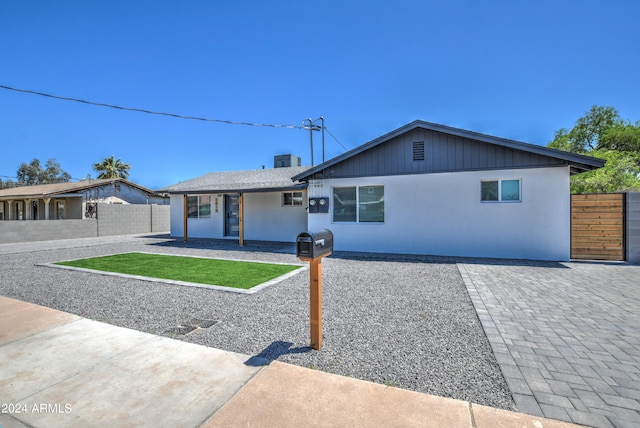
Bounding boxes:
[481,179,521,202]
[187,195,212,218]
[333,185,384,222]
[283,191,303,206]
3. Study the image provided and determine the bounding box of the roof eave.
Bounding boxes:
[165,183,308,195]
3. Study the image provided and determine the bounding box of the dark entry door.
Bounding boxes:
[225,194,240,237]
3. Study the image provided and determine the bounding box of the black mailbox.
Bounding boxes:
[296,229,333,259]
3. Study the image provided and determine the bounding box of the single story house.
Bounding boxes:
[159,163,310,244]
[162,121,605,260]
[0,178,168,221]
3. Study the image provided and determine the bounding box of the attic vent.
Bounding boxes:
[413,141,425,161]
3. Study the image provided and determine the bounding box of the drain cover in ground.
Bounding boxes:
[188,318,219,329]
[164,325,197,336]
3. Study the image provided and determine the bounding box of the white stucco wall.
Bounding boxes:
[307,167,571,260]
[169,191,307,242]
[244,192,308,241]
[169,194,224,238]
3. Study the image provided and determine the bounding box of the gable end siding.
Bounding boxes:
[312,128,566,179]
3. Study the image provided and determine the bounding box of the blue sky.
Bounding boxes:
[2,1,639,190]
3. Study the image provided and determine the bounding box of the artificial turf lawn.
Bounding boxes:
[56,252,301,289]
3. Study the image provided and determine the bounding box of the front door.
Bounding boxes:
[224,194,240,237]
[16,201,23,220]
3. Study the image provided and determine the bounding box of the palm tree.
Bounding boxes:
[93,156,131,179]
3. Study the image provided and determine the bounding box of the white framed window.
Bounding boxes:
[283,191,303,206]
[481,179,521,202]
[333,185,384,223]
[187,195,212,218]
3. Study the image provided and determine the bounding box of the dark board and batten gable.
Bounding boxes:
[292,121,605,182]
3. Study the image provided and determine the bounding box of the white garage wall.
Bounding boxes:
[307,167,571,260]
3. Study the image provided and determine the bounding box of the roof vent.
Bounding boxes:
[413,141,425,161]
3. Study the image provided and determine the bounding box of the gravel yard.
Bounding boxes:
[0,235,515,410]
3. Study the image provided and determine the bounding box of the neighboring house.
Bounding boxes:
[0,178,168,221]
[162,121,604,261]
[292,120,605,261]
[159,160,310,243]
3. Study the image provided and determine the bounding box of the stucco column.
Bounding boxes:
[43,198,51,220]
[21,199,28,220]
[23,199,30,220]
[6,199,12,220]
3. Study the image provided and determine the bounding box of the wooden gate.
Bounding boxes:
[571,193,625,260]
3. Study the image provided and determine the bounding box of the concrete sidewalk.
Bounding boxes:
[0,296,579,427]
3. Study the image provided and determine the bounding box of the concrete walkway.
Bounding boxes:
[459,260,640,428]
[0,296,577,428]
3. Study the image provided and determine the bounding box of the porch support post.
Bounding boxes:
[239,193,244,247]
[43,198,51,220]
[183,194,188,242]
[24,199,29,220]
[7,199,13,220]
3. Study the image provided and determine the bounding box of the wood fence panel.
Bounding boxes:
[571,193,625,260]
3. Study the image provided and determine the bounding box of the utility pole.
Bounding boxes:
[307,118,314,166]
[302,117,325,166]
[320,116,325,163]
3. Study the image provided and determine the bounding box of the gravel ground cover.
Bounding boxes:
[0,235,515,410]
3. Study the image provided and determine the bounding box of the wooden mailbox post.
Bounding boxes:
[296,230,333,351]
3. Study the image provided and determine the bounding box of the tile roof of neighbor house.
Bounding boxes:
[292,120,606,181]
[0,178,157,199]
[159,166,311,194]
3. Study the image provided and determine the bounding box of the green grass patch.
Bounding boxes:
[56,252,301,290]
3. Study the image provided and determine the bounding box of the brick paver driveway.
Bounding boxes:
[459,260,640,428]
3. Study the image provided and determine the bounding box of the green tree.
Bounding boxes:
[570,150,640,193]
[0,178,18,189]
[598,122,640,152]
[547,106,640,193]
[42,159,72,183]
[93,156,131,179]
[16,158,71,185]
[547,106,621,153]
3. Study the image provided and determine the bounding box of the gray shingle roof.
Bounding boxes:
[159,166,311,194]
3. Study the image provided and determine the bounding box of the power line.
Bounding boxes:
[0,84,304,129]
[324,126,350,152]
[1,84,353,158]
